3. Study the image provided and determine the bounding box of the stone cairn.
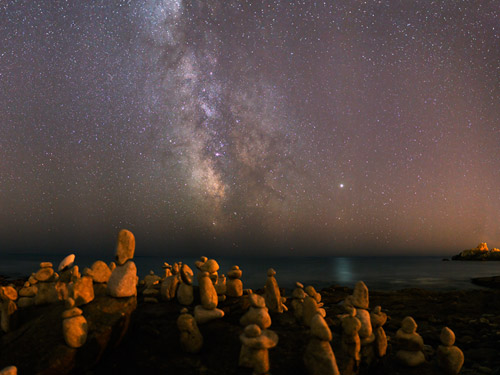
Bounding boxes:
[199,258,220,285]
[162,262,172,278]
[370,305,388,358]
[107,229,138,298]
[395,316,426,367]
[240,293,272,330]
[264,268,287,313]
[226,265,243,297]
[34,262,59,305]
[291,282,307,322]
[341,306,362,372]
[177,264,194,306]
[143,270,161,303]
[304,312,340,375]
[161,262,181,301]
[17,280,37,308]
[62,297,88,348]
[437,327,464,375]
[177,308,203,354]
[0,286,18,333]
[302,288,326,327]
[194,271,224,324]
[72,269,95,307]
[344,281,375,364]
[239,324,278,375]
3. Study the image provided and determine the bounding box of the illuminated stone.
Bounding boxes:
[264,268,287,313]
[107,260,138,298]
[341,306,361,363]
[199,271,218,309]
[240,294,272,329]
[239,324,278,374]
[395,316,425,367]
[370,306,388,358]
[193,305,224,324]
[58,254,75,272]
[226,265,243,297]
[177,308,203,353]
[345,281,369,309]
[115,229,135,266]
[304,313,340,375]
[89,260,112,283]
[72,275,94,306]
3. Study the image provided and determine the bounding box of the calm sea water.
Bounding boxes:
[0,254,499,291]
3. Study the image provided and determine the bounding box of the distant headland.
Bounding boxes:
[452,242,500,261]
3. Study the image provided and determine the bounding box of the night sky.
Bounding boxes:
[1,1,499,256]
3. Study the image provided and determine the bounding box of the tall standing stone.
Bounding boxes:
[115,229,135,266]
[108,229,138,298]
[304,313,340,375]
[437,327,464,375]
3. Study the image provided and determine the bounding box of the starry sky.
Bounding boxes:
[1,0,499,256]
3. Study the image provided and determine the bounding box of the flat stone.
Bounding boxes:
[1,286,18,301]
[115,229,135,266]
[18,285,37,298]
[200,259,219,274]
[62,315,88,348]
[143,288,159,296]
[58,254,75,271]
[40,262,53,269]
[193,305,224,324]
[62,307,83,319]
[107,261,138,298]
[240,306,272,330]
[35,267,54,282]
[144,297,159,303]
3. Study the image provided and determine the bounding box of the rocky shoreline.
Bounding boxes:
[1,275,499,375]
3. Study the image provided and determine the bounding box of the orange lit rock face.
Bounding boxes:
[107,261,138,298]
[115,229,135,266]
[304,313,340,375]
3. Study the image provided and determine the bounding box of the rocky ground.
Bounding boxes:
[1,276,500,375]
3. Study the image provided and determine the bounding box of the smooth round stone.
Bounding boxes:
[19,285,37,298]
[107,261,138,298]
[396,349,426,367]
[180,264,194,285]
[1,286,18,301]
[62,307,83,319]
[199,272,218,309]
[346,281,369,309]
[200,259,219,274]
[401,316,418,334]
[244,324,261,338]
[65,298,76,308]
[440,327,455,346]
[311,313,332,341]
[35,267,55,282]
[73,276,95,306]
[292,287,306,299]
[144,297,159,303]
[115,229,135,266]
[356,308,373,338]
[90,260,112,283]
[58,254,75,271]
[195,256,208,270]
[0,366,17,375]
[226,279,243,297]
[194,305,224,324]
[40,262,53,269]
[62,315,88,348]
[177,283,194,306]
[227,265,242,279]
[177,311,203,353]
[28,274,38,285]
[250,293,266,308]
[267,268,276,277]
[437,345,464,374]
[17,297,34,308]
[240,306,272,330]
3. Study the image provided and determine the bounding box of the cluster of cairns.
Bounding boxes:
[0,229,466,375]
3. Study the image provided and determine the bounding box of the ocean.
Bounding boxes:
[0,253,499,291]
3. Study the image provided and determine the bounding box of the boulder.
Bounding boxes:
[115,229,135,266]
[107,261,138,298]
[89,261,112,283]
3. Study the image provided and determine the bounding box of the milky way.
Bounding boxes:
[1,1,499,255]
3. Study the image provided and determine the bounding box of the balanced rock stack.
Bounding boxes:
[71,271,95,307]
[395,316,426,367]
[370,306,388,358]
[17,281,37,308]
[437,327,464,375]
[177,264,194,306]
[302,292,326,327]
[107,229,138,298]
[226,265,243,297]
[55,254,76,299]
[194,271,224,324]
[264,268,287,313]
[304,313,340,375]
[341,306,362,371]
[291,282,307,322]
[239,324,278,375]
[0,286,18,333]
[199,258,219,285]
[240,293,272,330]
[34,262,59,305]
[143,270,161,303]
[61,297,88,348]
[177,308,203,353]
[161,262,181,301]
